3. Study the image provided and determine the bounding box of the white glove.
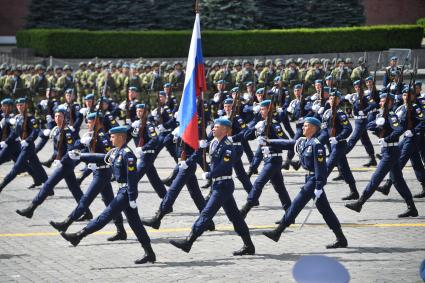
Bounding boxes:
[312,104,320,112]
[378,138,387,147]
[217,109,224,116]
[376,117,385,126]
[199,139,208,148]
[287,106,294,114]
[129,200,137,209]
[257,136,267,146]
[68,150,81,160]
[157,124,165,133]
[329,137,338,145]
[344,94,352,102]
[46,115,53,123]
[79,107,87,115]
[40,99,48,108]
[314,189,323,200]
[253,105,260,114]
[0,118,5,128]
[318,107,325,115]
[297,117,305,125]
[255,120,264,130]
[227,136,233,143]
[125,119,131,125]
[69,126,75,132]
[358,110,365,116]
[277,107,283,114]
[52,159,62,168]
[174,111,178,119]
[81,136,92,147]
[132,120,140,128]
[21,140,29,148]
[202,172,210,180]
[43,129,51,137]
[135,147,143,157]
[404,130,413,137]
[87,163,97,170]
[261,146,270,155]
[179,160,188,169]
[0,141,7,149]
[9,118,16,126]
[213,95,220,103]
[119,101,126,110]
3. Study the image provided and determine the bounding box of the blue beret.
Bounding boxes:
[274,76,281,82]
[163,83,172,88]
[323,87,331,93]
[380,93,395,100]
[224,98,233,105]
[325,75,333,81]
[330,91,341,98]
[214,117,232,127]
[109,126,128,135]
[256,88,265,94]
[84,94,95,100]
[305,117,321,128]
[415,81,422,87]
[230,87,239,93]
[55,106,66,115]
[1,98,14,105]
[402,87,410,94]
[246,81,253,87]
[159,91,166,96]
[260,100,271,107]
[315,79,323,84]
[391,56,398,61]
[122,63,130,68]
[353,80,361,86]
[87,112,102,120]
[216,80,226,84]
[365,76,373,81]
[15,97,27,104]
[294,84,302,90]
[65,88,74,94]
[129,86,139,92]
[136,103,145,109]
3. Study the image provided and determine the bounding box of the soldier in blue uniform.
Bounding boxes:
[375,87,425,197]
[262,117,348,248]
[169,118,255,256]
[239,99,292,218]
[118,86,139,124]
[61,126,156,264]
[0,98,18,164]
[49,112,126,242]
[321,91,359,200]
[345,80,377,167]
[16,107,89,219]
[345,93,419,217]
[0,98,48,191]
[62,88,83,139]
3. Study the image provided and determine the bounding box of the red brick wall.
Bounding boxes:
[0,0,29,35]
[364,0,425,25]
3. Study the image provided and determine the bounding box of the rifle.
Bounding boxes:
[406,57,418,131]
[90,71,107,152]
[358,78,364,111]
[264,91,278,138]
[372,52,381,102]
[137,108,148,147]
[330,94,338,138]
[379,87,392,139]
[55,118,66,161]
[21,108,29,140]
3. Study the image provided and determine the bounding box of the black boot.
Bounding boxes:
[345,195,367,213]
[76,177,83,186]
[76,210,93,222]
[27,182,43,189]
[281,159,290,170]
[332,173,344,181]
[107,222,127,241]
[49,217,73,232]
[201,179,212,189]
[363,155,377,167]
[0,181,6,193]
[135,245,156,264]
[398,199,418,218]
[262,222,287,242]
[239,202,253,219]
[169,232,198,253]
[375,153,382,160]
[291,160,301,171]
[141,210,165,230]
[233,235,255,256]
[326,229,348,249]
[41,157,54,168]
[342,183,359,200]
[247,167,258,178]
[206,220,215,232]
[16,203,38,219]
[376,179,391,196]
[414,183,425,198]
[161,170,176,186]
[60,228,88,247]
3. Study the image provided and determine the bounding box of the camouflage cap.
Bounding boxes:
[63,64,72,71]
[79,61,86,67]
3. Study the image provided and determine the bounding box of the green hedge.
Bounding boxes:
[16,25,423,58]
[417,18,425,35]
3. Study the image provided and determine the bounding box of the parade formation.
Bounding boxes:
[0,53,424,265]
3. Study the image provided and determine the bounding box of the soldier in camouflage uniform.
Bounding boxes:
[281,58,301,89]
[305,58,325,94]
[30,64,49,118]
[213,59,233,88]
[4,66,27,99]
[168,61,185,101]
[331,58,352,95]
[56,65,76,100]
[74,62,87,104]
[258,59,277,89]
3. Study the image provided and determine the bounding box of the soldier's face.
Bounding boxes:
[65,93,73,103]
[87,119,95,130]
[136,108,144,119]
[256,93,263,101]
[415,85,422,94]
[16,103,26,113]
[110,133,126,147]
[129,90,137,100]
[212,124,228,139]
[379,97,394,108]
[260,106,268,119]
[55,113,64,126]
[366,80,373,88]
[159,95,166,104]
[1,105,11,114]
[354,85,360,92]
[315,83,322,92]
[390,60,397,67]
[164,86,171,93]
[303,122,317,138]
[224,104,232,114]
[329,96,339,107]
[101,102,108,110]
[294,89,302,98]
[217,83,225,91]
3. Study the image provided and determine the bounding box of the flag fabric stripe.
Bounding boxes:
[177,13,206,150]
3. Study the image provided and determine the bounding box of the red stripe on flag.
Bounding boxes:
[195,63,206,96]
[182,115,199,150]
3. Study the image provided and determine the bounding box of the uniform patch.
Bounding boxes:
[124,148,131,153]
[223,149,231,162]
[67,139,72,144]
[317,148,324,162]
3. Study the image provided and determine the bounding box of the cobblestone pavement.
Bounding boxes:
[0,123,424,283]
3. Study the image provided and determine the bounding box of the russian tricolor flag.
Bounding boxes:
[177,12,207,150]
